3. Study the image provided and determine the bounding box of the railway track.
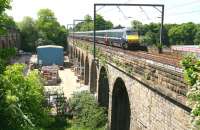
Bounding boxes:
[75,39,183,68]
[95,43,182,68]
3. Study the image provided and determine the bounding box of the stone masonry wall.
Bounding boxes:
[68,39,191,130]
[107,64,191,130]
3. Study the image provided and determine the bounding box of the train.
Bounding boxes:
[70,28,140,49]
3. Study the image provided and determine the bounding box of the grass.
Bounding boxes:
[45,119,106,130]
[67,120,106,130]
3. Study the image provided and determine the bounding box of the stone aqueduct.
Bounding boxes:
[68,41,191,130]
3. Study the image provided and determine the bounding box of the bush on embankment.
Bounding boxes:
[181,54,200,129]
[0,64,53,130]
[68,91,107,130]
[0,47,16,74]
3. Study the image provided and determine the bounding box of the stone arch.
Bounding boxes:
[73,48,76,58]
[84,56,89,85]
[77,51,81,75]
[70,46,73,59]
[75,49,78,58]
[80,53,84,81]
[78,51,80,62]
[98,66,109,111]
[111,77,130,130]
[90,60,97,93]
[74,49,79,76]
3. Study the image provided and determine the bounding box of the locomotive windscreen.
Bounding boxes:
[126,30,137,35]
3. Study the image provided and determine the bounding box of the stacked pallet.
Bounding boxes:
[41,65,59,85]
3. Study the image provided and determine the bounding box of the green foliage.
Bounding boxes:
[67,124,106,130]
[142,31,158,46]
[0,0,11,14]
[0,47,16,60]
[194,26,200,45]
[74,15,93,31]
[168,22,197,45]
[0,58,6,74]
[131,20,200,46]
[17,8,68,52]
[0,13,17,35]
[36,9,68,48]
[181,55,200,129]
[181,54,200,86]
[134,22,169,47]
[74,14,113,31]
[0,64,52,130]
[0,0,14,34]
[17,16,38,52]
[68,91,107,129]
[96,14,113,30]
[0,47,16,74]
[131,20,144,34]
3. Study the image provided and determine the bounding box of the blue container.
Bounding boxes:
[37,45,64,66]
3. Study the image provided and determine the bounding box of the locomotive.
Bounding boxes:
[70,28,140,49]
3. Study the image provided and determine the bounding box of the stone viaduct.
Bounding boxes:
[68,38,191,130]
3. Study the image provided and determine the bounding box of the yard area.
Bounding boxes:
[44,68,89,98]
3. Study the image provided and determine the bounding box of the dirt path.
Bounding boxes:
[44,68,89,99]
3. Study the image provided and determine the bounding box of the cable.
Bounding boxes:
[117,6,128,20]
[139,6,150,20]
[153,6,161,13]
[97,7,117,14]
[97,6,105,12]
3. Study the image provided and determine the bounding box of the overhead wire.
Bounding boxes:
[153,6,161,13]
[117,6,129,20]
[139,6,150,20]
[97,6,105,12]
[95,0,163,26]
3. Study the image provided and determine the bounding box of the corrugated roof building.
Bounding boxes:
[37,45,64,66]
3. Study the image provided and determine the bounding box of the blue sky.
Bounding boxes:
[6,0,200,27]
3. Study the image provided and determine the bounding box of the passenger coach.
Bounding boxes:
[70,28,140,49]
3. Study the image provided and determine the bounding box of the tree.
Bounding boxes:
[168,25,182,44]
[168,22,197,45]
[0,13,16,35]
[74,14,113,31]
[142,31,158,46]
[95,14,113,30]
[0,64,52,129]
[18,16,38,52]
[0,0,12,33]
[181,55,200,129]
[131,20,144,35]
[18,9,68,51]
[36,8,67,48]
[68,91,107,129]
[131,21,171,47]
[0,47,16,74]
[141,23,160,46]
[0,0,11,14]
[194,25,200,45]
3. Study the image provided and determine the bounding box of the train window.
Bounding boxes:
[126,30,137,35]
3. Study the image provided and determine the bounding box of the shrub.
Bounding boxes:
[68,91,107,129]
[0,64,52,130]
[181,54,200,129]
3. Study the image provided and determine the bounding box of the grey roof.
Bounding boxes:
[37,45,63,49]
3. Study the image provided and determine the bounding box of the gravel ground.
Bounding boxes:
[14,54,88,99]
[44,68,89,99]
